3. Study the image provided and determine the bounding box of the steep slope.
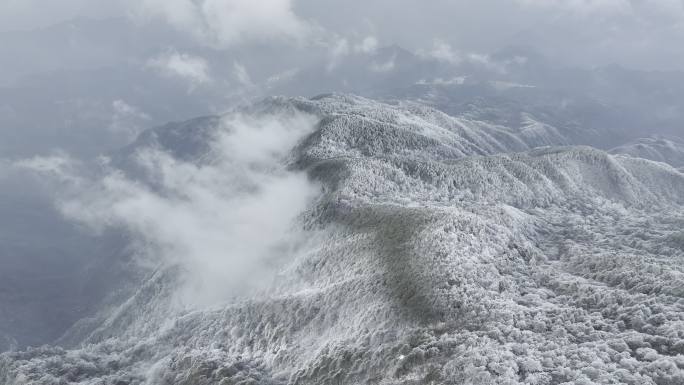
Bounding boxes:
[2,95,684,385]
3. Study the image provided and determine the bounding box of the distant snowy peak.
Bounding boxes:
[118,94,548,163]
[515,113,568,147]
[287,94,589,158]
[611,136,684,168]
[111,94,684,213]
[118,94,684,210]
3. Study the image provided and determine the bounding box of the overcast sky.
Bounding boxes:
[1,0,683,71]
[1,0,684,159]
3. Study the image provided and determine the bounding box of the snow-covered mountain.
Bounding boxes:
[2,95,684,384]
[611,136,684,168]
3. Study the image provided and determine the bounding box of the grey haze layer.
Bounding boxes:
[3,21,684,160]
[1,95,683,384]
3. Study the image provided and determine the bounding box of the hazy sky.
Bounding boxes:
[1,0,684,71]
[2,0,684,158]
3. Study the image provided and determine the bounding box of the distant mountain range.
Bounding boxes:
[1,17,684,158]
[611,136,684,168]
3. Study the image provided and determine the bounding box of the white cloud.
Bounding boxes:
[418,40,525,74]
[2,0,684,71]
[354,36,379,53]
[327,35,382,71]
[266,68,300,86]
[326,37,351,71]
[232,61,253,87]
[132,0,310,47]
[46,110,320,307]
[147,50,211,87]
[416,76,467,86]
[467,53,509,74]
[370,55,396,73]
[109,100,151,141]
[15,153,75,176]
[330,37,351,57]
[13,152,86,187]
[424,40,462,64]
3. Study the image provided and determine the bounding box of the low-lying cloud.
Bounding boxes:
[147,50,212,88]
[133,0,312,47]
[4,0,684,74]
[19,110,320,308]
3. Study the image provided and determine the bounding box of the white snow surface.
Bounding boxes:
[2,95,684,385]
[611,136,684,168]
